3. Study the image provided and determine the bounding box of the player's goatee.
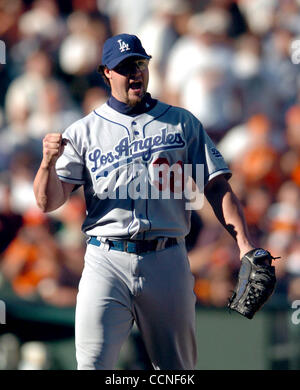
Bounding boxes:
[127,91,146,107]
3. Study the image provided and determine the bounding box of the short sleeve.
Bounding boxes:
[55,127,85,185]
[186,114,232,187]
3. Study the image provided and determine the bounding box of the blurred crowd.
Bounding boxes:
[0,0,300,317]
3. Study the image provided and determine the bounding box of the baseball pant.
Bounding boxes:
[75,240,197,370]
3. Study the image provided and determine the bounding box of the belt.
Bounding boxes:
[88,237,178,254]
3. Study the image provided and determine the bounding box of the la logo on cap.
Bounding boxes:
[118,39,130,53]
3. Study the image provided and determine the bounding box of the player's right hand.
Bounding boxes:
[41,133,68,168]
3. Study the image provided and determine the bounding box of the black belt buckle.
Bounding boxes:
[165,237,176,249]
[128,239,157,254]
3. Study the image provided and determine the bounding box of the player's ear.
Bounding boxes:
[97,65,111,87]
[103,67,112,80]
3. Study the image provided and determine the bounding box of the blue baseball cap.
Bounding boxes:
[101,34,151,69]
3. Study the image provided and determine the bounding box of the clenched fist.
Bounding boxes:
[41,133,68,168]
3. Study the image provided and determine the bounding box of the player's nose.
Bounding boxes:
[129,63,142,76]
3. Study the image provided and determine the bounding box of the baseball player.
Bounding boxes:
[33,34,256,370]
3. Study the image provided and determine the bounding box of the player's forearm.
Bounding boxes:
[220,189,255,255]
[205,177,255,256]
[34,133,72,212]
[33,163,66,212]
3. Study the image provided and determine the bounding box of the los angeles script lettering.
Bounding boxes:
[88,129,185,172]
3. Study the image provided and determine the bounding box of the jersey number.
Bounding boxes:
[152,158,184,193]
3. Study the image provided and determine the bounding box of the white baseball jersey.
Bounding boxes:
[55,100,231,240]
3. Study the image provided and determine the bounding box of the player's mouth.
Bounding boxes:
[129,81,143,92]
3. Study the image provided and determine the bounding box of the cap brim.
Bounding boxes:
[104,53,152,69]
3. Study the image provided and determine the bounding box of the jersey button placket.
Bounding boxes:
[131,121,140,138]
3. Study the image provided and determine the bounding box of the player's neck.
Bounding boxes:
[107,93,157,116]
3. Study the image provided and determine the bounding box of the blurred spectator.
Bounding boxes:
[37,194,85,307]
[0,190,85,305]
[9,0,66,79]
[286,239,300,303]
[0,98,35,171]
[188,197,240,306]
[98,0,153,35]
[220,113,282,192]
[238,115,281,191]
[192,239,239,307]
[273,0,300,35]
[5,49,56,119]
[204,263,235,308]
[52,193,86,255]
[264,181,299,278]
[18,0,66,48]
[240,0,300,121]
[0,207,60,298]
[217,120,251,164]
[267,180,299,235]
[262,27,300,115]
[232,33,278,120]
[0,1,24,105]
[163,7,237,141]
[286,240,300,275]
[243,185,273,245]
[262,180,299,287]
[0,174,23,254]
[280,104,300,186]
[72,0,99,14]
[27,79,81,139]
[137,0,192,97]
[6,150,40,214]
[0,0,24,45]
[1,48,78,168]
[58,10,111,101]
[238,0,278,36]
[82,86,109,115]
[59,11,108,76]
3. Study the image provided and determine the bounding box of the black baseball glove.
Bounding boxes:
[228,248,279,319]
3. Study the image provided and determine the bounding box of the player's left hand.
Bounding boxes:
[227,248,279,319]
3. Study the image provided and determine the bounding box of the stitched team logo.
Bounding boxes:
[118,39,130,52]
[89,128,186,179]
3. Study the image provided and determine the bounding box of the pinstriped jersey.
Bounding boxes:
[55,100,231,240]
